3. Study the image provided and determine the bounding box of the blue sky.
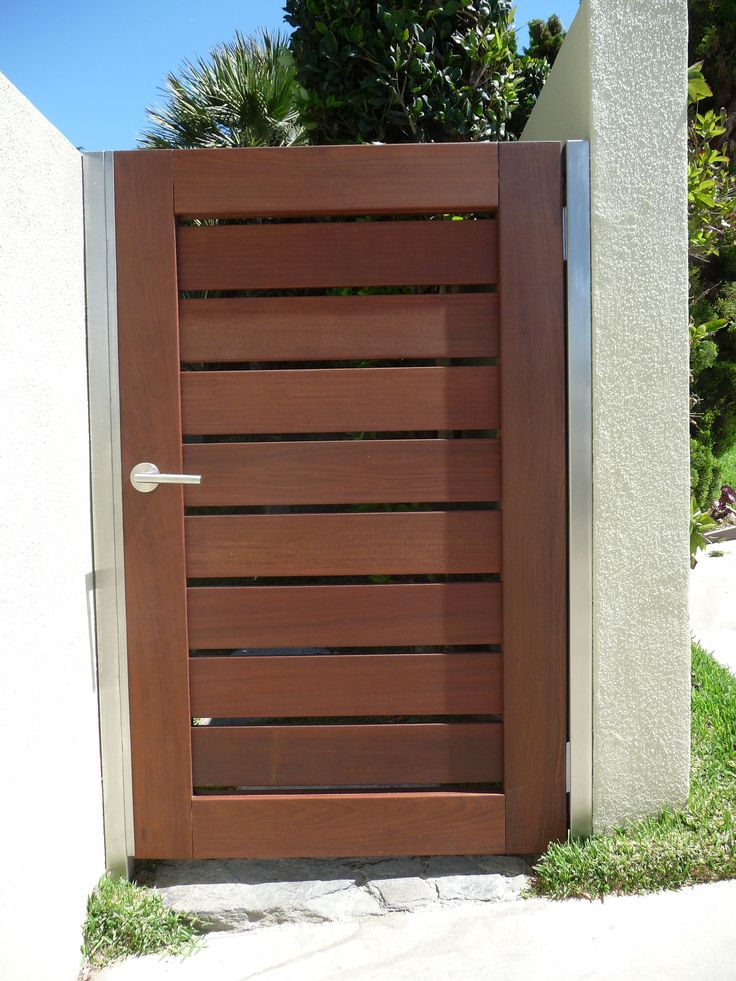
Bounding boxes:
[0,1,581,151]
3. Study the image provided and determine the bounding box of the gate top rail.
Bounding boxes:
[117,142,500,218]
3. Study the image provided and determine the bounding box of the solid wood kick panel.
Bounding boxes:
[192,793,506,858]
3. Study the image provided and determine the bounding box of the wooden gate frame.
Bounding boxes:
[84,142,593,873]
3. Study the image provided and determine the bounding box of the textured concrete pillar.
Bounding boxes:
[0,73,104,979]
[522,0,690,830]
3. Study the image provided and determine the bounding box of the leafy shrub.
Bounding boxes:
[690,497,717,567]
[688,64,736,505]
[688,103,736,261]
[284,0,549,144]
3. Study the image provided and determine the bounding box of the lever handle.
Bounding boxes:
[130,462,202,493]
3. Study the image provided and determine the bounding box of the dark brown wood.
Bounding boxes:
[187,583,502,649]
[192,792,506,858]
[179,294,499,363]
[192,723,503,787]
[185,511,501,577]
[114,142,569,861]
[173,143,499,217]
[176,220,497,291]
[114,150,193,858]
[181,367,499,435]
[498,142,567,852]
[189,652,503,717]
[183,439,501,507]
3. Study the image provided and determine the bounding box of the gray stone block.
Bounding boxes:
[432,873,528,903]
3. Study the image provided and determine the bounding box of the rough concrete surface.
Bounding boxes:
[690,540,736,675]
[0,72,105,981]
[523,0,692,832]
[142,856,530,932]
[96,880,736,980]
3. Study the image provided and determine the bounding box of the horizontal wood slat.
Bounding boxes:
[181,367,499,435]
[189,652,503,717]
[192,792,506,858]
[177,220,497,291]
[187,583,502,649]
[185,511,501,577]
[173,143,499,217]
[192,723,503,788]
[179,294,499,362]
[183,439,500,506]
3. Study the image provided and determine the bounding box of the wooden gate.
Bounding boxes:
[113,142,566,859]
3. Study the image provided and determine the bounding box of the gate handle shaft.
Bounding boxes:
[130,462,202,493]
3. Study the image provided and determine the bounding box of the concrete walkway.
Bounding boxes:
[96,880,736,980]
[690,539,736,674]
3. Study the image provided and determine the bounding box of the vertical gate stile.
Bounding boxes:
[114,150,193,858]
[498,142,568,853]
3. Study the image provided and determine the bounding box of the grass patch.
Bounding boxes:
[531,643,736,899]
[81,874,203,971]
[719,443,736,489]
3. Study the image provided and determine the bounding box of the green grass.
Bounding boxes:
[81,874,203,971]
[719,443,736,489]
[531,643,736,899]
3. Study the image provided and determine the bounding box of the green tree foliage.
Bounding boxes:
[525,15,565,66]
[139,30,305,148]
[688,104,736,260]
[689,0,736,154]
[283,0,550,144]
[688,62,736,506]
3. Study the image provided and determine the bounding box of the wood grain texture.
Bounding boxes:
[189,652,503,717]
[179,293,499,362]
[173,143,499,217]
[192,792,506,858]
[114,150,193,858]
[185,511,501,577]
[182,439,501,507]
[498,142,567,852]
[187,583,502,649]
[181,367,500,435]
[192,723,503,787]
[176,219,497,291]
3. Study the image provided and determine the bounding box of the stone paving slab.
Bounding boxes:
[140,855,531,931]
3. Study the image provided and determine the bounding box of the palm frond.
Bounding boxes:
[139,30,306,149]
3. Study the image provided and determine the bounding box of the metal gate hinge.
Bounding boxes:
[562,205,568,262]
[565,741,571,793]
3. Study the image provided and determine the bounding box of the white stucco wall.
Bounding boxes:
[523,1,691,829]
[0,74,105,980]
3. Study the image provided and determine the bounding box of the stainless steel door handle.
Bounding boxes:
[130,462,202,493]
